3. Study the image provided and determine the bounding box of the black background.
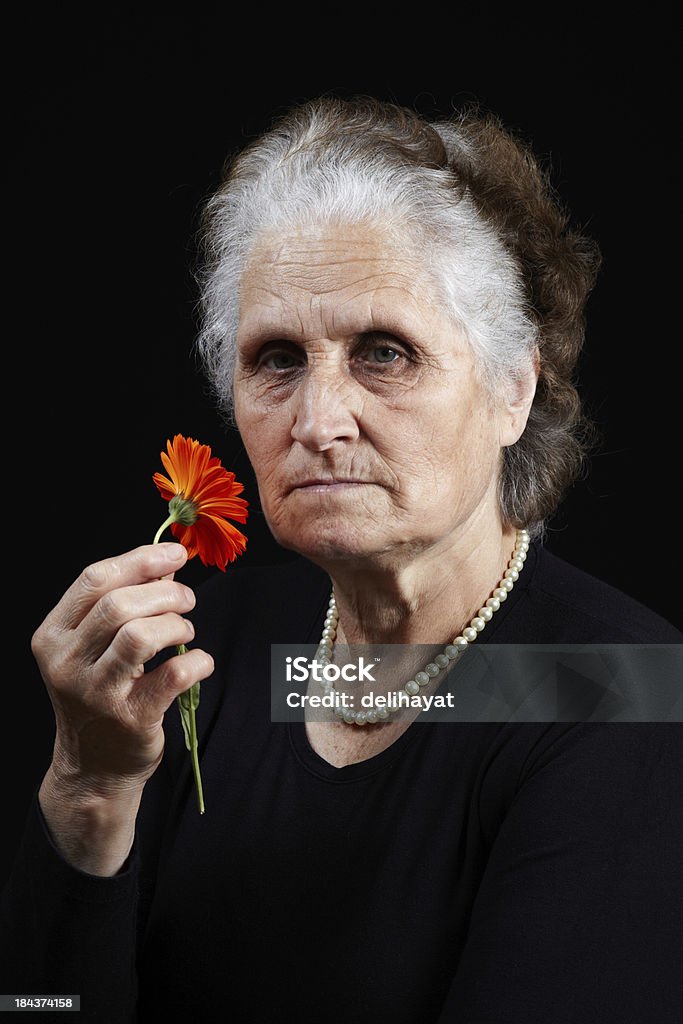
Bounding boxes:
[5,7,681,876]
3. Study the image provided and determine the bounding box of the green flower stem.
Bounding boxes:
[153,517,205,815]
[153,513,177,546]
[179,643,205,815]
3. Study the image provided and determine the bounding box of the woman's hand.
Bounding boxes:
[31,542,215,874]
[32,542,215,800]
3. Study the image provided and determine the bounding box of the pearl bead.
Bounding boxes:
[425,662,440,677]
[405,680,420,696]
[501,578,514,592]
[453,636,469,650]
[415,671,430,686]
[493,588,507,601]
[463,626,478,642]
[376,707,390,720]
[322,626,336,639]
[504,568,519,582]
[486,596,501,611]
[342,710,355,724]
[470,617,486,632]
[366,710,378,724]
[444,645,460,660]
[478,607,493,621]
[355,711,368,725]
[435,653,450,669]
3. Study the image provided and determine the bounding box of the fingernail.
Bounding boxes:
[161,543,187,561]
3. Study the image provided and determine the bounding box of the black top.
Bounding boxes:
[2,542,681,1023]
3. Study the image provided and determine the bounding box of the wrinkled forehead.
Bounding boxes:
[236,223,456,348]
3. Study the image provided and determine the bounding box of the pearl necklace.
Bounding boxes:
[314,529,530,726]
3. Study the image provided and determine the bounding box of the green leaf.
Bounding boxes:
[177,682,201,750]
[177,694,193,751]
[189,680,201,711]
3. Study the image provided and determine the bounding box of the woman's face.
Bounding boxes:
[234,222,528,566]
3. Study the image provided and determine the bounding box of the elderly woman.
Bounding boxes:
[2,97,681,1023]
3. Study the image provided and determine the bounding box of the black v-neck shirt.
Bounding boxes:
[2,542,681,1023]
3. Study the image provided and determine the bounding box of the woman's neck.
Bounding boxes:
[320,518,519,647]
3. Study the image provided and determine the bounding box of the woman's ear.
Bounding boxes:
[498,348,540,448]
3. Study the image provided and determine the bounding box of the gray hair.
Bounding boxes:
[194,96,601,536]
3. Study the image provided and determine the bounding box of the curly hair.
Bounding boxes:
[194,95,601,536]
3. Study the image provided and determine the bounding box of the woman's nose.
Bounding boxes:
[290,365,360,451]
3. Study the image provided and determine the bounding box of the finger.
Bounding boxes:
[75,578,196,662]
[128,648,216,720]
[50,543,188,631]
[95,612,196,683]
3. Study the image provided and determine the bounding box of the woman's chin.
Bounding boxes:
[271,524,394,565]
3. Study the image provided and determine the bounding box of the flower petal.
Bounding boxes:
[171,515,247,571]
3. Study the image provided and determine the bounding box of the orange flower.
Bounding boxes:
[153,434,248,571]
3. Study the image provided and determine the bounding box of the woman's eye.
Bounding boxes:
[263,352,299,370]
[366,345,401,364]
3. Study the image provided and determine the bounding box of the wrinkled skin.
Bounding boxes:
[234,221,537,646]
[32,543,213,797]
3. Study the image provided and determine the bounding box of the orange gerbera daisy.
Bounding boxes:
[153,434,248,571]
